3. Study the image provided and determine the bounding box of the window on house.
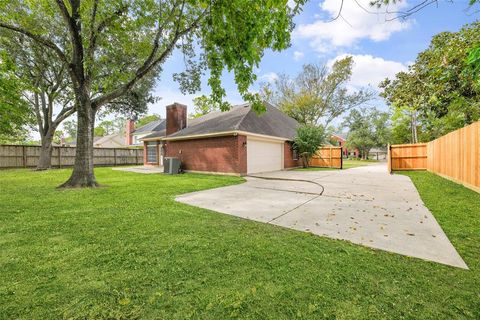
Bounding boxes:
[292,148,298,160]
[147,142,157,163]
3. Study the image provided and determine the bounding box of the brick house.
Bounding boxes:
[331,133,359,158]
[140,102,300,175]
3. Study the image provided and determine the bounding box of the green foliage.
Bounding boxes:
[94,120,116,137]
[136,114,160,128]
[380,22,480,143]
[52,130,64,144]
[0,50,32,137]
[190,95,220,118]
[93,126,106,137]
[0,0,306,112]
[262,57,374,126]
[62,120,77,141]
[343,108,390,159]
[294,125,325,167]
[467,44,480,87]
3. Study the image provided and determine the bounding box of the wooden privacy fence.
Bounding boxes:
[310,146,343,169]
[388,121,480,193]
[0,144,144,169]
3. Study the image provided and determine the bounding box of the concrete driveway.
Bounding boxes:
[176,163,467,269]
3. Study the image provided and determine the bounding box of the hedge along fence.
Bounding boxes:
[0,144,144,169]
[388,121,480,193]
[310,146,343,169]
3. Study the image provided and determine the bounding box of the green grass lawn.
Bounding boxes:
[296,159,379,171]
[0,168,479,319]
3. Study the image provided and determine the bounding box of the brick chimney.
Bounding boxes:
[125,119,135,145]
[166,103,187,136]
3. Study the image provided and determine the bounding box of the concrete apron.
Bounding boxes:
[113,166,164,174]
[176,163,468,269]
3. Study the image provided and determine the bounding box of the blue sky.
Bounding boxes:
[149,0,478,119]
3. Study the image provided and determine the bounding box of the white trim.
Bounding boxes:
[141,136,164,142]
[161,130,291,142]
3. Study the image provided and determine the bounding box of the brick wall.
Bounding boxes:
[165,135,247,174]
[284,141,300,168]
[166,103,187,135]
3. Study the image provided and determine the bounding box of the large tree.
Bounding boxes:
[1,34,77,169]
[261,57,374,127]
[0,0,305,187]
[1,29,157,170]
[380,22,480,143]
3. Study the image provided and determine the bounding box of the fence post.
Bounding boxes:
[114,148,117,166]
[387,144,392,173]
[58,147,62,168]
[22,146,27,168]
[340,147,343,169]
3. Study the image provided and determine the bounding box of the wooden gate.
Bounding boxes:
[310,146,343,169]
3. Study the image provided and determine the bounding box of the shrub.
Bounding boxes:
[294,125,325,167]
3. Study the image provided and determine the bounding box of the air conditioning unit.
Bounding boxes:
[163,157,181,174]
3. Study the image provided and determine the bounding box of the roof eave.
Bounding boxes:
[164,130,292,142]
[140,136,164,142]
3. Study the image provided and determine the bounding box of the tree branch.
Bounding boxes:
[92,9,206,108]
[0,22,68,64]
[55,0,84,82]
[86,3,129,77]
[54,104,77,125]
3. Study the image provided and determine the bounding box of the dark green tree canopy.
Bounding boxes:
[0,0,307,187]
[380,22,480,143]
[0,0,305,112]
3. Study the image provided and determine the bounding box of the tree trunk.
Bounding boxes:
[59,103,98,188]
[411,111,418,143]
[302,153,309,168]
[36,131,55,170]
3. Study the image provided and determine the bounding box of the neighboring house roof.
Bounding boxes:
[132,119,166,134]
[93,133,126,148]
[332,133,347,141]
[142,102,299,141]
[68,136,102,147]
[140,129,166,140]
[370,147,387,153]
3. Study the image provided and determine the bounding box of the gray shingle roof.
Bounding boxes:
[133,119,165,134]
[141,102,299,141]
[139,129,166,140]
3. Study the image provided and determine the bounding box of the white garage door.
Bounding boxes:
[247,137,283,174]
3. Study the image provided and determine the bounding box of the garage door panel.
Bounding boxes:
[247,138,283,174]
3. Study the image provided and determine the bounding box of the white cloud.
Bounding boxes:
[328,54,407,87]
[295,0,411,52]
[258,72,279,83]
[293,51,304,61]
